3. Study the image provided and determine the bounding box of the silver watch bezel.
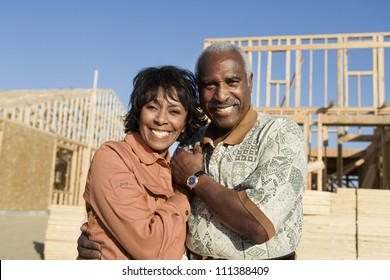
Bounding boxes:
[186,170,206,189]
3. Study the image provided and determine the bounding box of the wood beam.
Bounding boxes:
[321,115,390,126]
[339,134,379,142]
[308,148,366,158]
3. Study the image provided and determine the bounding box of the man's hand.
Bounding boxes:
[76,222,101,260]
[171,142,204,185]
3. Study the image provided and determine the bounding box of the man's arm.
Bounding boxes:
[76,222,101,260]
[192,174,269,244]
[171,143,269,244]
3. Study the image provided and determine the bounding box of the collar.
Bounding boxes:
[124,132,170,165]
[203,106,257,146]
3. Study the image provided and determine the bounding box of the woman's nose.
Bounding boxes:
[154,110,168,124]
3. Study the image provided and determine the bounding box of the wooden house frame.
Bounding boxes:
[0,72,126,209]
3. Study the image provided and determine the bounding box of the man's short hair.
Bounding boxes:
[195,41,252,83]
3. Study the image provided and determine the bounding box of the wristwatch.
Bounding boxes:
[186,170,206,190]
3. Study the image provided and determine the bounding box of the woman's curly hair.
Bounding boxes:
[123,66,207,144]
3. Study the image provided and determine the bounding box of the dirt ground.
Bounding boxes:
[0,211,49,260]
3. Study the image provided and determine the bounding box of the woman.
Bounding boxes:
[83,66,207,259]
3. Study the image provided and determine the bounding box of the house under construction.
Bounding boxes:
[0,32,389,259]
[0,72,126,211]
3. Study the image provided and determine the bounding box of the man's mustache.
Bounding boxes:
[208,99,240,109]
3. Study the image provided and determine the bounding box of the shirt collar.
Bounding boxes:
[124,132,170,165]
[203,106,257,146]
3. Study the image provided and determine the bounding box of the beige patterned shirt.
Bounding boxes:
[185,110,306,259]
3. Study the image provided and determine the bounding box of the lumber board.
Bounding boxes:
[44,204,86,260]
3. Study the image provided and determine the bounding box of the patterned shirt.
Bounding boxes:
[185,108,307,259]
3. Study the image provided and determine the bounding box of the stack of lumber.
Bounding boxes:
[297,188,357,259]
[301,189,331,216]
[357,189,390,259]
[44,204,86,260]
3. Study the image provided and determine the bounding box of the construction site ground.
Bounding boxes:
[0,211,49,260]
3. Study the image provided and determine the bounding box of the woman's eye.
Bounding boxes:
[145,105,157,110]
[170,110,181,115]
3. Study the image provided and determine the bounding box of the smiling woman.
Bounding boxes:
[138,88,187,157]
[81,66,207,259]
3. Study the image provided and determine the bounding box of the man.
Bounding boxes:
[77,42,306,260]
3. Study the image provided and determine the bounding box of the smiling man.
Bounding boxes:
[170,42,307,260]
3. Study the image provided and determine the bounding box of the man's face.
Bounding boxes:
[198,50,253,132]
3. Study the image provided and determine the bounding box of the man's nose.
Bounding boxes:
[213,82,230,102]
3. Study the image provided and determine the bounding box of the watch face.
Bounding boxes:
[188,176,196,186]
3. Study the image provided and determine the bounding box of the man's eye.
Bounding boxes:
[202,81,216,90]
[205,84,216,90]
[226,79,240,85]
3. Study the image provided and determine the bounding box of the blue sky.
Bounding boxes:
[1,0,389,107]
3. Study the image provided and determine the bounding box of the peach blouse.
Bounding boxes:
[84,132,190,259]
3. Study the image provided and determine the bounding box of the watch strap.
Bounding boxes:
[193,170,206,178]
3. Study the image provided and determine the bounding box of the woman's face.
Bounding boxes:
[139,87,187,157]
